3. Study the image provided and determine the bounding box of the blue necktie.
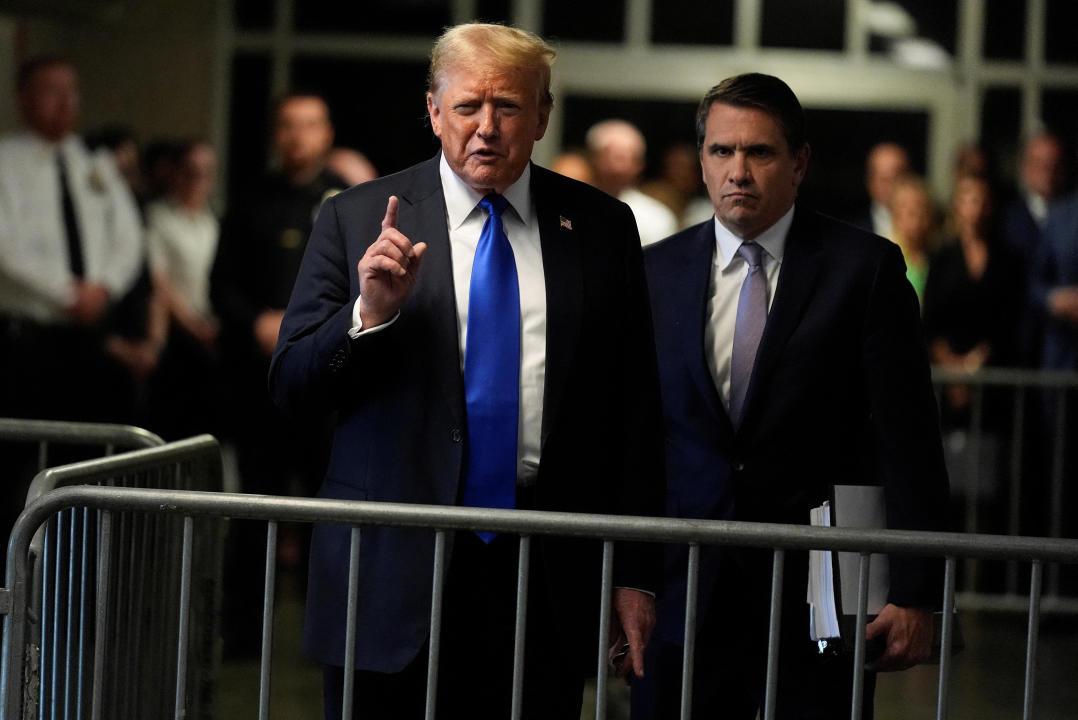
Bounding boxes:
[729,242,767,428]
[462,194,520,542]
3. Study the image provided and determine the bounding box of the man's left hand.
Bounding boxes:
[864,603,933,671]
[611,588,655,679]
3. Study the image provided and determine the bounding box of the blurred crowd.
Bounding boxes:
[3,56,1078,542]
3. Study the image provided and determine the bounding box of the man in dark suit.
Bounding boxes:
[632,74,949,719]
[850,141,911,240]
[269,23,664,720]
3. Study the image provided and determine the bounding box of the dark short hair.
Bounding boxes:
[273,90,332,125]
[16,55,75,93]
[695,73,806,155]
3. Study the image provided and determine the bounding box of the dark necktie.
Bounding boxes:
[461,194,520,542]
[729,242,767,427]
[57,151,85,278]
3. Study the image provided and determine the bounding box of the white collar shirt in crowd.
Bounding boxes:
[704,206,793,412]
[870,200,893,240]
[145,198,220,319]
[620,186,678,247]
[350,154,546,485]
[0,132,143,323]
[1024,189,1049,228]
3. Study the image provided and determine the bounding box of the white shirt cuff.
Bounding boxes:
[347,296,399,339]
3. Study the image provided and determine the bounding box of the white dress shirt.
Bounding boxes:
[870,201,893,240]
[704,207,794,411]
[620,187,678,247]
[146,199,219,318]
[0,132,143,323]
[351,155,547,484]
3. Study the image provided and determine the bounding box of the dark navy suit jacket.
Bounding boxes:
[269,155,665,673]
[643,207,949,644]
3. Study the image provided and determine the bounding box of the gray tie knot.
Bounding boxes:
[737,241,764,270]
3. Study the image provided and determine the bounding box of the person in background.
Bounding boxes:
[923,174,1024,416]
[889,173,937,305]
[852,141,911,239]
[0,56,145,423]
[641,142,714,229]
[0,56,148,558]
[211,90,345,657]
[146,139,222,439]
[587,118,678,245]
[1005,132,1070,366]
[549,147,596,186]
[326,146,378,187]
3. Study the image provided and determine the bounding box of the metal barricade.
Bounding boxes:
[2,435,223,720]
[0,418,165,477]
[3,455,1077,720]
[930,367,1078,607]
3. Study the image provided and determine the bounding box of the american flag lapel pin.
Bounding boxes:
[559,215,572,230]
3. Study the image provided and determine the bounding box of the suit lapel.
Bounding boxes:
[740,206,822,428]
[531,166,582,448]
[397,156,465,428]
[677,222,730,436]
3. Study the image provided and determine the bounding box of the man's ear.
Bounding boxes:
[793,143,811,187]
[534,104,551,142]
[427,93,442,138]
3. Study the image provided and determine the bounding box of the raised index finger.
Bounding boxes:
[382,196,399,231]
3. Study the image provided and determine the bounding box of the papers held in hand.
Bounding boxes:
[807,485,889,647]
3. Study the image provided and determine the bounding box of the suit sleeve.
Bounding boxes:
[611,202,667,593]
[862,242,950,608]
[268,194,391,418]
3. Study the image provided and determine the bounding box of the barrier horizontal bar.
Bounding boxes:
[0,418,164,448]
[931,366,1078,389]
[10,484,1078,567]
[24,436,220,507]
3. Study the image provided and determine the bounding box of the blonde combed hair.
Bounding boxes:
[428,23,556,108]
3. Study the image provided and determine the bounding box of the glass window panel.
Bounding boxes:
[983,0,1026,61]
[291,56,438,177]
[475,0,512,24]
[234,0,274,31]
[294,0,450,35]
[1045,0,1078,65]
[761,0,845,51]
[544,0,625,43]
[226,54,272,200]
[980,86,1022,184]
[652,0,734,46]
[1041,89,1078,141]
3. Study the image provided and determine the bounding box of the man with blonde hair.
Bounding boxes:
[271,22,664,719]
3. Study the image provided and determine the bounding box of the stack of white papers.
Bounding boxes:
[807,486,889,642]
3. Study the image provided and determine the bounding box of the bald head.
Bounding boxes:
[587,119,647,196]
[866,142,910,207]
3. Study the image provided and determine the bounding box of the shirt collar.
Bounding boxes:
[439,153,532,230]
[713,204,794,271]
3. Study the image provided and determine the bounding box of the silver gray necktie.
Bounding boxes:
[729,242,767,427]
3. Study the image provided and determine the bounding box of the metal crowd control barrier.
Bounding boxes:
[930,367,1078,607]
[3,458,1078,720]
[0,418,165,476]
[1,435,223,720]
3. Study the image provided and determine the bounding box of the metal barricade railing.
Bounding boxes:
[3,461,1078,720]
[0,419,165,479]
[930,367,1078,605]
[1,435,223,720]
